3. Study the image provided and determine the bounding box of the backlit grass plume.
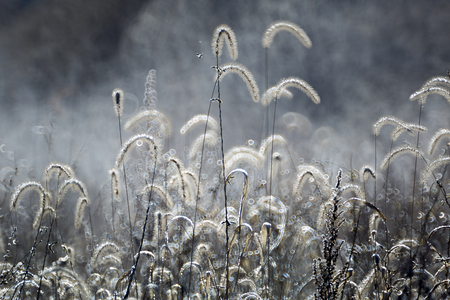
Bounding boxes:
[114,133,156,169]
[410,86,450,104]
[261,85,293,106]
[373,116,427,141]
[380,145,423,169]
[409,75,450,104]
[180,114,219,135]
[212,24,238,61]
[275,77,321,104]
[218,63,260,103]
[429,128,450,155]
[10,181,50,228]
[262,20,312,49]
[124,109,171,138]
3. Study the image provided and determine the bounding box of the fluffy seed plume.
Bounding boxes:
[32,192,51,229]
[422,156,450,184]
[74,197,89,229]
[359,165,376,181]
[390,123,427,141]
[166,216,195,240]
[225,153,263,174]
[169,157,190,203]
[194,220,219,237]
[182,170,199,199]
[224,146,264,174]
[211,24,238,60]
[262,21,312,49]
[341,183,365,200]
[429,128,450,155]
[218,63,260,103]
[112,88,124,116]
[141,183,173,209]
[421,76,450,88]
[409,86,450,105]
[98,255,121,269]
[261,86,293,106]
[115,134,156,169]
[124,109,171,138]
[189,133,218,159]
[91,242,121,269]
[373,116,426,141]
[260,222,272,250]
[373,116,406,136]
[10,181,52,229]
[293,165,331,194]
[380,146,423,170]
[275,77,320,104]
[43,163,74,182]
[10,181,47,211]
[180,114,219,135]
[57,178,89,206]
[109,168,120,196]
[259,134,288,156]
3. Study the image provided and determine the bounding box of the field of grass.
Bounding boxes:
[1,3,450,299]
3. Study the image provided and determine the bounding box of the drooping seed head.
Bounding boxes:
[262,21,312,49]
[211,24,238,60]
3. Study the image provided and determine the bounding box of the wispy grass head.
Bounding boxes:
[218,63,260,103]
[211,24,238,60]
[275,77,320,104]
[262,20,312,49]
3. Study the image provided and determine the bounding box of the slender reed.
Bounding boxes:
[211,25,231,298]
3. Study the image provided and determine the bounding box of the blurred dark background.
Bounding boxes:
[0,0,449,191]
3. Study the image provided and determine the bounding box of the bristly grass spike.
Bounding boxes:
[112,88,124,117]
[262,21,312,49]
[211,24,238,61]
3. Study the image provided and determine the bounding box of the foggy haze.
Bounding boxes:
[1,0,449,194]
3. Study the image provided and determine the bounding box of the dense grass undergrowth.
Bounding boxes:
[1,21,450,300]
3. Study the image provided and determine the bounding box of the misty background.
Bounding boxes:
[0,0,449,194]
